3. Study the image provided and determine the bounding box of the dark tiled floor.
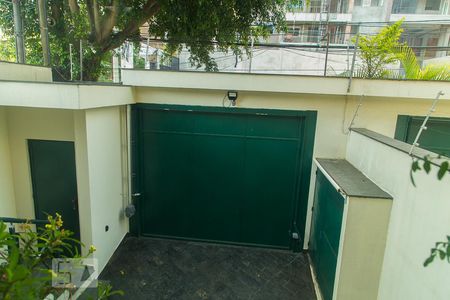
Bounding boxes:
[100,237,316,300]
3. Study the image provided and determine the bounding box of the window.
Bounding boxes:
[309,0,322,12]
[305,25,320,42]
[354,0,362,6]
[391,0,418,13]
[287,27,300,36]
[371,0,383,6]
[425,0,441,10]
[425,37,439,58]
[395,116,450,158]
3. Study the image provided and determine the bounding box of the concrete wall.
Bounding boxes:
[6,107,75,218]
[73,111,94,255]
[346,131,450,299]
[84,106,128,272]
[133,86,450,248]
[336,196,391,300]
[0,108,16,217]
[179,48,352,76]
[0,81,134,110]
[0,61,52,82]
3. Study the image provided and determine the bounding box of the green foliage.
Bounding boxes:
[0,34,16,63]
[96,281,124,300]
[397,46,450,81]
[424,238,450,267]
[0,0,87,79]
[286,0,310,11]
[0,0,287,80]
[153,0,287,71]
[411,155,450,186]
[133,43,146,70]
[354,20,405,79]
[354,20,450,81]
[0,214,122,299]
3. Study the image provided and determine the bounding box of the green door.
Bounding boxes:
[309,169,344,300]
[28,140,80,246]
[395,115,450,157]
[132,104,316,249]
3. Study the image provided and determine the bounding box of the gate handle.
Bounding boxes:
[72,197,77,211]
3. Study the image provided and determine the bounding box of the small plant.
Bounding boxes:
[354,20,405,79]
[97,281,124,300]
[0,214,122,299]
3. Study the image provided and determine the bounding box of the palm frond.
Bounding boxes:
[421,64,450,81]
[397,46,450,81]
[397,46,420,80]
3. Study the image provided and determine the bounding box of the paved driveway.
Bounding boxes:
[100,237,316,300]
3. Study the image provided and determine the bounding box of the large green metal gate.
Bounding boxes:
[131,104,316,250]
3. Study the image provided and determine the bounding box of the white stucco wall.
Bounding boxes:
[0,108,16,217]
[73,111,94,254]
[336,196,392,300]
[84,106,128,272]
[346,131,450,300]
[6,107,75,218]
[0,61,52,82]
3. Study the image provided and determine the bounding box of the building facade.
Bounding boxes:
[168,3,450,75]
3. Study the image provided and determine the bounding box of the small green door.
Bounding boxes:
[395,115,450,157]
[28,140,80,246]
[309,169,344,300]
[132,104,316,249]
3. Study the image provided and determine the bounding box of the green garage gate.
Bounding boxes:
[131,104,316,250]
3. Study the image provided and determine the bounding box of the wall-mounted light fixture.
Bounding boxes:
[227,91,238,106]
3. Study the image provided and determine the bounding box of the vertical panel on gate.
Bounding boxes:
[309,169,344,300]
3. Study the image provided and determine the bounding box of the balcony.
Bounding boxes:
[390,13,450,23]
[285,12,352,23]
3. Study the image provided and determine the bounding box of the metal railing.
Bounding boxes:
[0,216,49,234]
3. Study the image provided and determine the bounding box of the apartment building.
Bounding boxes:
[283,0,450,59]
[139,2,450,75]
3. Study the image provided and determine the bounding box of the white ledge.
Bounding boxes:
[0,81,134,109]
[122,70,450,101]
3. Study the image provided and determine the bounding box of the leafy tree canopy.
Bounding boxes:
[0,0,290,81]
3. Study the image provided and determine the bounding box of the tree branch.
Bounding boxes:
[85,0,97,41]
[99,0,120,43]
[100,0,160,52]
[67,0,79,14]
[92,0,102,42]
